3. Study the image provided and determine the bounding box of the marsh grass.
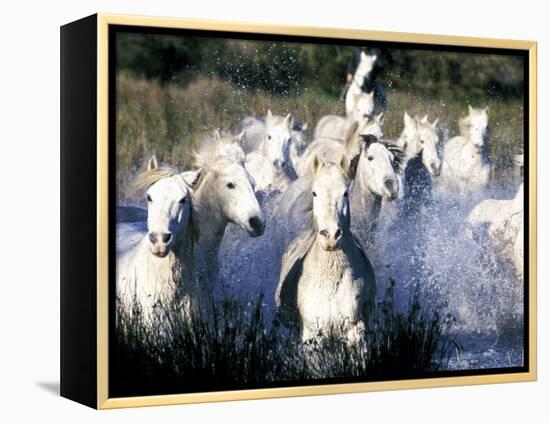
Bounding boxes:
[116,72,523,204]
[111,282,457,398]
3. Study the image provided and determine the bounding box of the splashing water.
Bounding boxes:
[215,177,524,370]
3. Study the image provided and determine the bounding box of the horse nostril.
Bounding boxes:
[319,229,329,238]
[148,232,157,244]
[249,216,264,231]
[334,229,342,240]
[160,232,172,244]
[384,178,396,191]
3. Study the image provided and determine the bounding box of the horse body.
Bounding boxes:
[345,51,387,120]
[391,113,441,215]
[240,110,295,193]
[116,158,202,325]
[467,183,524,279]
[438,106,491,203]
[117,157,265,324]
[312,112,384,146]
[298,115,384,176]
[276,159,376,344]
[187,158,266,289]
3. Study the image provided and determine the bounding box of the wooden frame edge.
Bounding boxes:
[95,13,537,409]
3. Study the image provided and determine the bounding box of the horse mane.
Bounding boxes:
[132,166,179,192]
[379,140,405,171]
[343,121,360,152]
[193,131,243,167]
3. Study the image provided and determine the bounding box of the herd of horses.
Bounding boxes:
[116,50,524,345]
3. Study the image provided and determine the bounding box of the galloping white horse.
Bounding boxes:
[437,106,491,203]
[467,182,524,279]
[194,129,246,166]
[275,158,376,344]
[345,52,377,120]
[117,157,202,325]
[280,122,401,250]
[298,115,385,177]
[313,112,384,144]
[392,113,441,216]
[118,156,266,301]
[243,110,294,192]
[183,157,266,288]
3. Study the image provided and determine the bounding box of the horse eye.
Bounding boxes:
[226,182,235,189]
[146,194,152,202]
[267,135,272,140]
[420,139,425,144]
[312,191,317,197]
[179,197,186,204]
[367,156,374,161]
[343,192,349,198]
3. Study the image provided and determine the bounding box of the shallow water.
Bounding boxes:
[216,176,524,370]
[117,172,524,371]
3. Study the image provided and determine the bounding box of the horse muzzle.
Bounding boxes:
[247,215,266,237]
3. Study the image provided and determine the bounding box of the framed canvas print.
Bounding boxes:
[60,13,537,409]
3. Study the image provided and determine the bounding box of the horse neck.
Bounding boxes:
[397,130,418,164]
[191,178,228,253]
[136,236,190,285]
[344,130,361,158]
[352,157,383,221]
[307,233,355,285]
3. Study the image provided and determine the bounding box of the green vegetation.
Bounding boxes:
[112,285,457,397]
[116,72,523,203]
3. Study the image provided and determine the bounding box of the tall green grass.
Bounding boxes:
[112,282,457,397]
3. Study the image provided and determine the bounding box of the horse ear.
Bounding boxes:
[404,112,415,128]
[235,130,246,144]
[312,155,323,175]
[147,155,158,171]
[266,109,273,123]
[420,115,428,124]
[360,51,367,60]
[340,154,357,179]
[376,112,385,124]
[372,54,378,63]
[367,90,374,99]
[483,106,489,114]
[181,168,203,189]
[284,113,293,128]
[213,129,222,142]
[431,118,439,128]
[468,105,474,114]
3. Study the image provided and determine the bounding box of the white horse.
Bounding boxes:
[118,156,266,299]
[297,114,385,177]
[289,119,308,174]
[243,110,295,192]
[194,129,246,166]
[437,106,491,203]
[275,157,376,344]
[467,182,524,279]
[282,122,401,250]
[391,113,441,217]
[116,157,202,325]
[312,112,384,146]
[345,52,377,120]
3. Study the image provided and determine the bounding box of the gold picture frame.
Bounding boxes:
[61,13,537,409]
